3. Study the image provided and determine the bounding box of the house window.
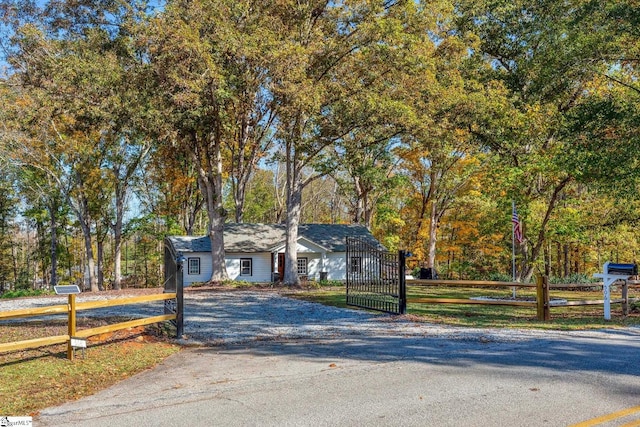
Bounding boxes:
[350,256,362,273]
[187,257,200,275]
[297,257,308,275]
[240,258,252,276]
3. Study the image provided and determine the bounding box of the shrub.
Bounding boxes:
[487,272,514,283]
[319,279,343,287]
[549,273,598,285]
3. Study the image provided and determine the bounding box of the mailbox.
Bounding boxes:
[605,263,637,276]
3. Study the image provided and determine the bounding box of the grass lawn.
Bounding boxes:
[285,284,640,330]
[0,318,181,417]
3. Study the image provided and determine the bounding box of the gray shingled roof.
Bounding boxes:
[166,223,383,253]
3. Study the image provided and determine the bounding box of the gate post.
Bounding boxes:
[164,250,185,338]
[399,250,407,315]
[176,261,184,337]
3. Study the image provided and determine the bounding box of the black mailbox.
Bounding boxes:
[605,263,638,276]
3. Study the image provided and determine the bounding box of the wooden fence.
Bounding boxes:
[406,276,638,321]
[0,293,177,360]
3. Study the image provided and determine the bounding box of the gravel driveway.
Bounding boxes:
[2,289,634,345]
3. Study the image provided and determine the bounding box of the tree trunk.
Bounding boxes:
[113,195,124,290]
[143,241,149,287]
[273,161,287,223]
[111,144,150,290]
[330,180,341,224]
[81,227,97,292]
[556,241,562,277]
[97,239,105,291]
[427,201,438,269]
[75,204,97,292]
[363,192,374,230]
[234,181,246,223]
[183,188,203,235]
[413,189,429,259]
[208,213,228,282]
[11,236,18,290]
[283,143,303,286]
[49,204,58,288]
[353,176,364,224]
[284,185,303,286]
[522,177,571,281]
[545,242,551,276]
[195,137,229,282]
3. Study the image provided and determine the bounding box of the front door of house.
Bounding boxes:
[277,253,285,280]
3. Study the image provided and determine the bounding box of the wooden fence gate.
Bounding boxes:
[346,237,406,314]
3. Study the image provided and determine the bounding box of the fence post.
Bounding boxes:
[622,281,629,316]
[536,275,551,321]
[542,275,550,321]
[536,275,544,321]
[398,250,407,315]
[67,294,77,361]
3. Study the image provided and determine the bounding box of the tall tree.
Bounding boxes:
[455,0,626,279]
[268,0,431,285]
[0,166,17,292]
[144,144,205,236]
[1,0,154,290]
[147,0,288,280]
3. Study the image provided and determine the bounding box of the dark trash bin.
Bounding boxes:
[419,267,438,280]
[320,271,328,281]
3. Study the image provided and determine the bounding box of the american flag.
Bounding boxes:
[512,205,523,243]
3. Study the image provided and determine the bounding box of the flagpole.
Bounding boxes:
[512,201,517,298]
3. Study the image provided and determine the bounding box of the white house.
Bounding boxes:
[164,223,384,286]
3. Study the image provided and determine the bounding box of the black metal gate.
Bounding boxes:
[346,237,406,314]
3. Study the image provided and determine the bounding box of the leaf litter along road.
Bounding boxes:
[17,290,640,427]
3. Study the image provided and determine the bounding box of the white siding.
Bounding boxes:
[325,252,347,281]
[183,252,212,286]
[225,253,273,282]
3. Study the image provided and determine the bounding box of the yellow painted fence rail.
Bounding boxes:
[0,292,177,360]
[406,276,638,321]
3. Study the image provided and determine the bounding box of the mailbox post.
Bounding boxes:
[593,262,637,320]
[54,285,83,360]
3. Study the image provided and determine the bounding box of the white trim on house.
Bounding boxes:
[269,236,329,254]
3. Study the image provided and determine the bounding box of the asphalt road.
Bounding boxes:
[36,327,640,426]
